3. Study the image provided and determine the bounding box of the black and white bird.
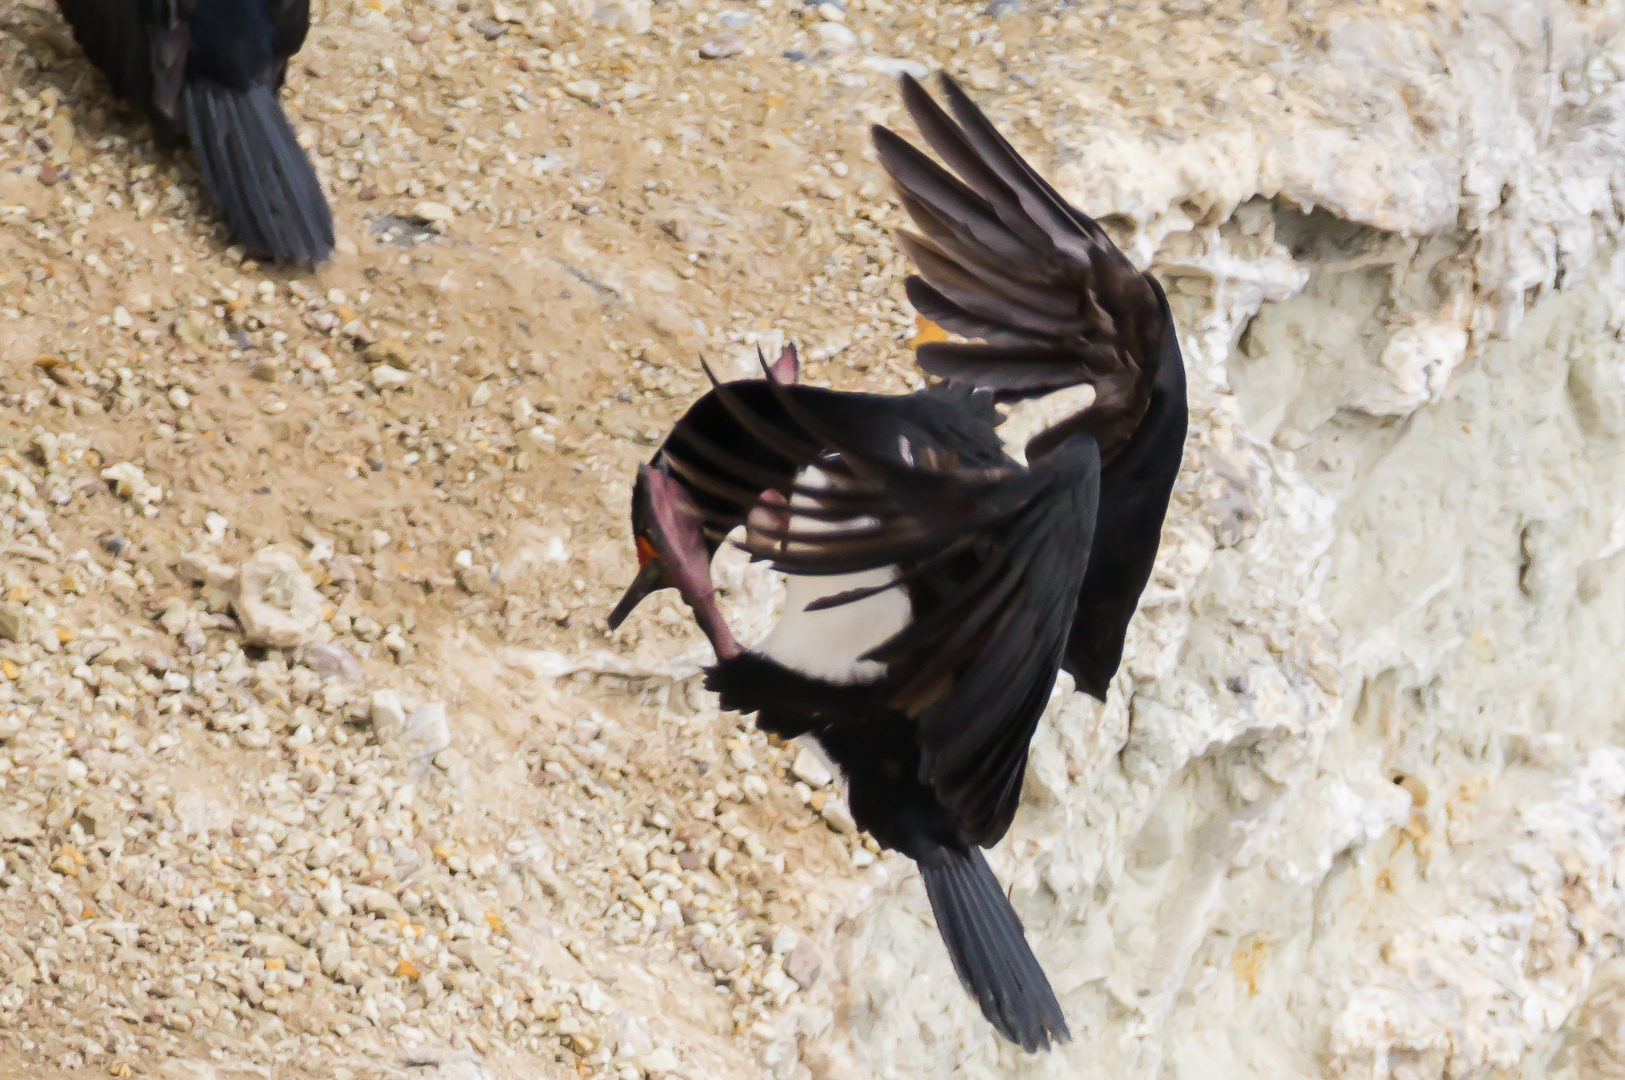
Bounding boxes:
[609,73,1188,1052]
[55,0,334,264]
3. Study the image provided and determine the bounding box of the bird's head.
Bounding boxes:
[607,464,741,660]
[607,464,674,631]
[609,343,800,633]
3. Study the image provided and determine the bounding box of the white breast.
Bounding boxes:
[750,466,912,684]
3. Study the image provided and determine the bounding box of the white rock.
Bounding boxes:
[231,545,324,648]
[301,642,363,684]
[790,746,833,788]
[814,23,856,50]
[0,810,41,841]
[699,34,744,60]
[319,939,349,976]
[370,689,406,732]
[0,468,37,499]
[371,365,410,389]
[860,57,928,79]
[570,0,649,34]
[564,80,602,103]
[100,462,162,508]
[819,796,856,835]
[403,702,451,759]
[964,66,999,91]
[411,200,454,223]
[177,550,236,587]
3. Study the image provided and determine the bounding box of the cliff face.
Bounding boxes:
[806,1,1625,1075]
[4,0,1623,1073]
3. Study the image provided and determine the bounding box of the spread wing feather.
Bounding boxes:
[679,360,1099,845]
[876,73,1169,462]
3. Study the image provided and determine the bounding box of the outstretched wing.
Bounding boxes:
[875,72,1172,463]
[683,364,1099,846]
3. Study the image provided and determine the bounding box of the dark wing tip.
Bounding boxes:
[882,69,1175,461]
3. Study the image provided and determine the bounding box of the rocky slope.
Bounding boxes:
[2,0,1625,1078]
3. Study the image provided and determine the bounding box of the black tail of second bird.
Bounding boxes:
[918,846,1070,1053]
[182,80,333,264]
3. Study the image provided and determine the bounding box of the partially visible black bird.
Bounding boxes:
[608,72,1188,1052]
[55,0,334,264]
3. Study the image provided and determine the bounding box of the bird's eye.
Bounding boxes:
[635,537,658,566]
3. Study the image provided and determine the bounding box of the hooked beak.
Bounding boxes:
[607,538,668,630]
[611,466,741,660]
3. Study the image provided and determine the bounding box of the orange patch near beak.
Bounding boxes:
[635,536,659,568]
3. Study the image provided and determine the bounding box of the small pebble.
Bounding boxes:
[412,200,455,223]
[699,34,745,59]
[565,80,603,103]
[814,22,856,49]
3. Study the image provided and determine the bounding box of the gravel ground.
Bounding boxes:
[0,0,1360,1075]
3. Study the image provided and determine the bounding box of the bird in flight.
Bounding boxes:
[610,73,1188,1052]
[55,0,335,264]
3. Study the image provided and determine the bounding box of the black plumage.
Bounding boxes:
[609,72,1189,1052]
[874,72,1188,700]
[55,0,334,264]
[632,364,1091,1051]
[606,345,1009,633]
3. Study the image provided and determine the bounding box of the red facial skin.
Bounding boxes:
[639,467,741,661]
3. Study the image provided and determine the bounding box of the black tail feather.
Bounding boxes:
[183,80,333,264]
[918,847,1069,1053]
